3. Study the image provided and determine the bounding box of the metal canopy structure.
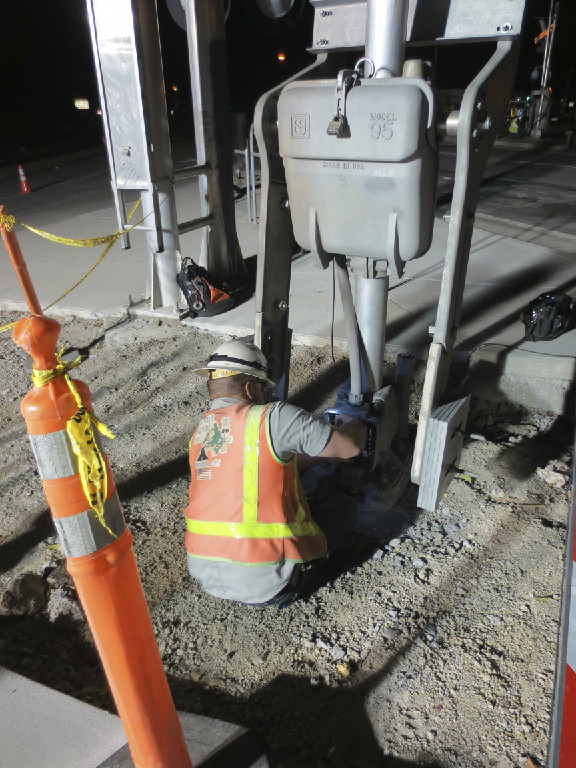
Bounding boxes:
[310,0,525,49]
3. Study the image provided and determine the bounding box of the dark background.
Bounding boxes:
[0,0,574,163]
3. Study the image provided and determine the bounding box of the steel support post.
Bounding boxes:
[365,0,408,78]
[412,39,519,484]
[135,0,181,311]
[531,1,558,139]
[141,181,181,310]
[87,0,181,311]
[343,0,404,398]
[253,55,328,399]
[184,0,245,287]
[350,258,389,394]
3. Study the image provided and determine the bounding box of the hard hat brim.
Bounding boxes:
[193,366,276,388]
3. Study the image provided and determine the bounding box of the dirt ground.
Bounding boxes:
[0,311,573,768]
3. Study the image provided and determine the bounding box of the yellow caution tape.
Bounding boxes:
[66,379,116,537]
[0,320,18,333]
[0,198,142,333]
[20,224,115,248]
[30,351,83,387]
[0,214,16,232]
[5,200,144,248]
[32,349,116,536]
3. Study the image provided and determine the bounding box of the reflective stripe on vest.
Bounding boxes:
[186,405,320,540]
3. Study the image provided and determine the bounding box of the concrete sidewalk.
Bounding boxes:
[0,666,268,768]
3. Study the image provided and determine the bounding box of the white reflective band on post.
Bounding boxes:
[29,431,77,479]
[29,429,106,480]
[567,567,576,672]
[53,492,126,557]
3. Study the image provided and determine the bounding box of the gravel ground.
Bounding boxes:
[0,311,573,768]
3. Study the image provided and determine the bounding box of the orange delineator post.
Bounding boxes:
[3,212,193,768]
[13,315,193,768]
[0,204,42,315]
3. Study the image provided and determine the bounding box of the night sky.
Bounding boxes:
[0,0,574,157]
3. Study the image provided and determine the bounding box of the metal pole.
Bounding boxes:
[135,0,181,310]
[335,258,363,402]
[85,0,130,251]
[0,206,43,315]
[245,141,252,222]
[345,1,407,395]
[184,0,246,286]
[532,0,559,138]
[87,0,181,310]
[250,124,258,224]
[365,0,408,78]
[353,261,389,392]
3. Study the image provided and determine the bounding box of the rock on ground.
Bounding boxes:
[0,311,572,768]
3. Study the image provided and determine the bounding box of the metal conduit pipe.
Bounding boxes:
[335,257,363,403]
[354,272,388,392]
[365,0,409,79]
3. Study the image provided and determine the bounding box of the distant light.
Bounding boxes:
[172,85,178,91]
[96,108,102,116]
[277,53,286,61]
[74,99,90,110]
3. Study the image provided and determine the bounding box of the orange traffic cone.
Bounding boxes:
[18,165,31,194]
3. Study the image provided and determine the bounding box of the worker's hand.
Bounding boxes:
[335,416,367,452]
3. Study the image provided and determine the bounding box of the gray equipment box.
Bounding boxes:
[278,77,437,263]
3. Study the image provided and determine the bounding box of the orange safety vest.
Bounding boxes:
[184,403,327,566]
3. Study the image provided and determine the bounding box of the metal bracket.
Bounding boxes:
[417,396,470,512]
[412,39,519,484]
[253,54,329,398]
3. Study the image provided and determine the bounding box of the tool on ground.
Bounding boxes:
[177,256,249,317]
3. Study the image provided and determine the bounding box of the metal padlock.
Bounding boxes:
[326,68,354,139]
[326,113,350,138]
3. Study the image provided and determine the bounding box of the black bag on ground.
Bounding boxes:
[176,258,236,317]
[520,292,573,341]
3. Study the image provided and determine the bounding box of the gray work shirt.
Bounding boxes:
[187,398,333,604]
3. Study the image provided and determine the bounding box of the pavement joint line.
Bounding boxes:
[473,212,576,243]
[466,215,576,254]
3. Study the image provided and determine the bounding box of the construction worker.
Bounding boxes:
[183,339,366,606]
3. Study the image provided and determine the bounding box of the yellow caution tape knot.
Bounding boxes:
[0,214,16,232]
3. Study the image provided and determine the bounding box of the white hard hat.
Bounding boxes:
[194,340,275,386]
